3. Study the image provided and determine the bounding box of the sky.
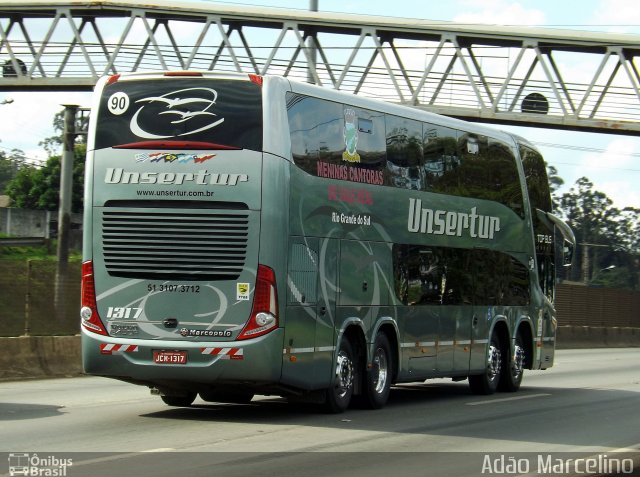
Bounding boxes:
[1,0,639,210]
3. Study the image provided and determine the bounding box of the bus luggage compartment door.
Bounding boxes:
[282,237,338,389]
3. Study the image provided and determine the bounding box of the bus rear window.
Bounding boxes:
[95,78,262,151]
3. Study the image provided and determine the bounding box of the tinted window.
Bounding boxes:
[521,144,552,213]
[520,144,555,302]
[286,93,526,217]
[287,93,385,186]
[386,115,423,190]
[96,78,262,150]
[473,250,530,306]
[347,107,386,167]
[457,134,524,217]
[423,124,460,193]
[394,245,529,306]
[423,129,524,216]
[288,94,344,170]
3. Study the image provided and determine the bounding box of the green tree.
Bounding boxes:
[560,177,639,290]
[0,153,16,194]
[615,207,640,254]
[40,110,88,157]
[0,148,27,193]
[5,144,86,213]
[5,106,87,211]
[4,163,38,209]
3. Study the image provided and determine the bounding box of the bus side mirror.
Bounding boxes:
[562,239,574,267]
[544,212,575,269]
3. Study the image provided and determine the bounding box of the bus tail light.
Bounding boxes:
[248,74,263,86]
[113,140,240,150]
[106,74,121,86]
[81,261,108,336]
[164,71,203,77]
[237,265,278,340]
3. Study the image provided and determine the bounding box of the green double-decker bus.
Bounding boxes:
[81,72,574,412]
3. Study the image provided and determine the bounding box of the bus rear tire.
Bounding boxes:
[324,336,355,413]
[499,330,525,392]
[360,332,392,409]
[469,332,502,395]
[160,392,197,407]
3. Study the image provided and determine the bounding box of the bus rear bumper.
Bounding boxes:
[81,328,284,386]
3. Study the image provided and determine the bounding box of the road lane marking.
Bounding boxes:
[466,393,551,406]
[609,443,640,453]
[62,448,177,470]
[142,448,176,453]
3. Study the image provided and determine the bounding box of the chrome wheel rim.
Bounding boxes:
[487,344,502,382]
[372,347,389,394]
[335,350,354,398]
[513,343,525,380]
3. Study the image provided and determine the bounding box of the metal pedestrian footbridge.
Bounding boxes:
[1,0,640,134]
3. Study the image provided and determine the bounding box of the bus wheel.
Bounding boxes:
[469,333,502,395]
[324,336,355,413]
[361,333,392,409]
[499,330,525,392]
[160,392,197,407]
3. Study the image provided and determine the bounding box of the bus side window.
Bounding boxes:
[520,145,552,214]
[423,125,459,193]
[505,255,531,306]
[345,106,387,169]
[393,245,472,306]
[385,115,423,190]
[487,138,525,218]
[394,245,447,305]
[458,134,524,218]
[287,93,344,174]
[521,144,555,301]
[472,250,530,306]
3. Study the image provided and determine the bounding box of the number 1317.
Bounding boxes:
[106,307,142,319]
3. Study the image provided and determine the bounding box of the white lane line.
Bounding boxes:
[609,442,640,453]
[466,393,551,406]
[66,448,177,469]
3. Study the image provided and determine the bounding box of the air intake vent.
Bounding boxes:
[101,208,248,281]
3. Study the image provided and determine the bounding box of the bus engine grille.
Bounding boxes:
[101,209,249,280]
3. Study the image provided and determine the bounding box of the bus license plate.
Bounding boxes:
[153,351,188,365]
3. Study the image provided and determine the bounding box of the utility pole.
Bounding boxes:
[57,104,78,265]
[307,0,318,84]
[55,104,78,319]
[581,243,589,284]
[579,242,611,285]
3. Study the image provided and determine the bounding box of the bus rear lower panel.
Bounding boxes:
[81,328,285,387]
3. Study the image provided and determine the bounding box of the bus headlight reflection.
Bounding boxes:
[80,306,93,321]
[255,312,275,327]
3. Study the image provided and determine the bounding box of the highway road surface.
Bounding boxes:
[1,348,639,477]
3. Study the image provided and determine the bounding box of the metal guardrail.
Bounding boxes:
[0,237,48,246]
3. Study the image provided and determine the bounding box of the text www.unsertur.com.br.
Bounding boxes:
[136,189,215,197]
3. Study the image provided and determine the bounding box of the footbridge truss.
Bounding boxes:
[2,0,640,134]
